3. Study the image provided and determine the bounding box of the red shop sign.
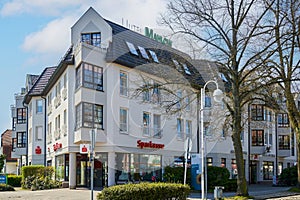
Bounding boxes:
[35,146,42,154]
[137,140,164,149]
[53,143,62,151]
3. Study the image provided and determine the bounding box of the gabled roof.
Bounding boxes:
[24,66,57,104]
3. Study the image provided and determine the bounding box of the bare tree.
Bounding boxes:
[161,0,277,196]
[266,0,300,186]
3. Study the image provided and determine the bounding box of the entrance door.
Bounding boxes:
[94,159,103,187]
[250,161,257,184]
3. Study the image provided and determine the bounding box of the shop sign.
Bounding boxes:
[0,175,7,184]
[53,143,62,151]
[253,154,259,160]
[80,144,89,154]
[35,146,42,154]
[137,140,164,149]
[144,27,172,47]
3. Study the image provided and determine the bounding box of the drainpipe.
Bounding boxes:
[248,104,251,184]
[42,96,47,167]
[275,113,278,181]
[22,102,29,166]
[197,93,200,153]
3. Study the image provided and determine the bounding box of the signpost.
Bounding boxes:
[90,129,96,200]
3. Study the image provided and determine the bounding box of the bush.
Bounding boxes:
[7,175,22,187]
[97,182,190,200]
[207,166,230,191]
[21,165,45,181]
[0,184,15,191]
[279,166,297,186]
[223,179,237,192]
[163,166,191,186]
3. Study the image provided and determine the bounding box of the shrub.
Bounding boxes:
[163,166,191,186]
[279,166,297,186]
[21,165,45,181]
[223,179,237,192]
[97,182,190,200]
[207,166,230,191]
[7,175,22,187]
[0,184,15,191]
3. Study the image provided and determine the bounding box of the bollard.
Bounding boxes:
[214,186,224,200]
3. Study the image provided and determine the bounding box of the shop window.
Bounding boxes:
[251,130,264,146]
[81,32,101,47]
[278,113,289,127]
[278,135,290,150]
[263,161,274,180]
[76,63,103,91]
[17,108,26,124]
[251,104,264,121]
[120,71,128,96]
[55,155,65,181]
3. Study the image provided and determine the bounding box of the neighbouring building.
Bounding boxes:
[0,129,17,174]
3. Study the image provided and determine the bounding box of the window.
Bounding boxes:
[36,99,43,113]
[221,158,226,167]
[142,83,151,101]
[120,108,128,133]
[36,126,43,141]
[278,113,289,127]
[76,63,103,91]
[251,130,264,146]
[204,122,210,136]
[278,135,290,150]
[205,96,212,107]
[207,157,213,166]
[186,120,192,136]
[63,109,67,125]
[177,91,182,109]
[55,115,61,140]
[120,71,128,96]
[63,73,67,88]
[143,112,150,136]
[185,96,191,111]
[17,132,26,148]
[47,122,52,144]
[177,118,184,139]
[75,102,103,129]
[138,46,149,59]
[231,159,237,179]
[182,63,191,75]
[263,161,274,180]
[17,108,26,124]
[291,133,295,156]
[126,41,138,56]
[12,138,17,150]
[149,50,159,63]
[251,104,264,121]
[173,60,182,71]
[56,81,61,97]
[47,92,52,106]
[12,117,16,130]
[152,83,160,103]
[153,114,161,138]
[81,32,101,47]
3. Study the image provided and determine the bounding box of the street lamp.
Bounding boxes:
[200,80,223,200]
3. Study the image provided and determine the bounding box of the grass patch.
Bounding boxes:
[225,196,254,200]
[288,187,300,193]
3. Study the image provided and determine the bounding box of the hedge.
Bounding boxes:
[97,182,190,200]
[8,175,22,187]
[0,184,15,191]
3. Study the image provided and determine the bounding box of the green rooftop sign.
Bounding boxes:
[145,27,172,47]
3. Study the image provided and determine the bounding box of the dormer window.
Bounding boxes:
[173,60,182,71]
[126,41,139,56]
[149,50,159,63]
[182,63,191,75]
[81,32,101,47]
[138,46,149,59]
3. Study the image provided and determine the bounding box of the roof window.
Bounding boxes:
[126,41,139,56]
[149,50,159,63]
[182,63,191,75]
[173,60,182,71]
[138,46,149,59]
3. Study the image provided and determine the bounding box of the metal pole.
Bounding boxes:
[90,129,95,200]
[200,87,205,200]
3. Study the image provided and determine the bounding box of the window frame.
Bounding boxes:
[76,63,103,91]
[17,108,27,124]
[120,71,128,96]
[251,104,264,121]
[120,108,128,133]
[251,129,264,146]
[75,102,103,130]
[81,32,101,47]
[278,135,290,150]
[17,132,26,148]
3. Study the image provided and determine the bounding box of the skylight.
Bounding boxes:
[173,59,182,71]
[182,63,191,75]
[126,41,138,56]
[149,50,159,63]
[138,46,149,59]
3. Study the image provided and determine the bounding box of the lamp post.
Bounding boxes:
[200,80,223,200]
[90,129,96,200]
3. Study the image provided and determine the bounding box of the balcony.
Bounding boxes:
[278,149,291,157]
[74,128,107,144]
[74,41,107,65]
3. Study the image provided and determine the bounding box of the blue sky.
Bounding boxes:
[0,0,167,133]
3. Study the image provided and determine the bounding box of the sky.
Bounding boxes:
[0,0,168,133]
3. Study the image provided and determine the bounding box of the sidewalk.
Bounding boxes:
[188,183,298,199]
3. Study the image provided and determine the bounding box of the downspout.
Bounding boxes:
[248,103,251,184]
[22,102,29,166]
[197,93,200,153]
[275,113,278,181]
[42,96,47,167]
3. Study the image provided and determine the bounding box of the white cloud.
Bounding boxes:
[21,15,76,54]
[0,0,87,16]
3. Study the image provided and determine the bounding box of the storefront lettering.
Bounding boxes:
[137,140,164,149]
[53,143,62,151]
